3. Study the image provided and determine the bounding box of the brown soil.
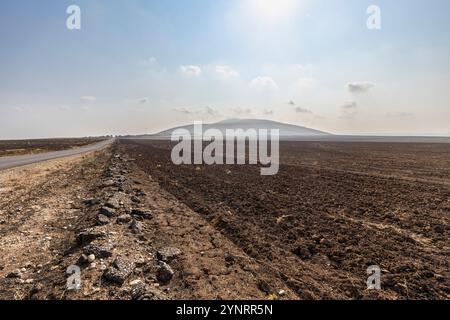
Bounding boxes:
[0,144,284,300]
[0,138,106,157]
[119,139,450,300]
[0,139,448,300]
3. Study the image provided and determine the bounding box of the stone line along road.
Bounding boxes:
[0,139,114,171]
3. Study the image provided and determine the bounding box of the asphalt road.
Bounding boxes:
[0,139,114,171]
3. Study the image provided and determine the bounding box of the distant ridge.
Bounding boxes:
[135,119,331,139]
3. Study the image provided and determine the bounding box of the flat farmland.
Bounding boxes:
[120,139,450,299]
[0,138,106,157]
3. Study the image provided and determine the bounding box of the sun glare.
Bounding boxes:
[248,0,300,22]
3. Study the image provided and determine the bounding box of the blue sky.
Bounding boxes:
[1,0,449,138]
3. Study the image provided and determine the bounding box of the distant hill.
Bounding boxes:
[133,119,331,139]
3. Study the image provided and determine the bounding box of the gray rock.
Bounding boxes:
[6,270,22,279]
[99,206,116,217]
[83,198,100,206]
[130,220,143,234]
[130,280,146,300]
[117,214,132,224]
[105,197,120,209]
[131,209,153,220]
[103,179,115,187]
[156,261,174,284]
[76,228,107,246]
[157,247,182,263]
[83,242,115,259]
[96,214,110,226]
[103,257,135,285]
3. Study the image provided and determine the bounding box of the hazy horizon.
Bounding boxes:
[1,0,450,139]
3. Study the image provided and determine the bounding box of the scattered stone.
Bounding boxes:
[257,280,271,294]
[76,228,107,246]
[99,206,116,218]
[293,246,312,260]
[78,254,89,265]
[130,280,146,300]
[105,197,120,209]
[156,261,174,284]
[103,257,135,285]
[224,254,235,266]
[87,254,96,263]
[130,220,143,234]
[157,247,182,263]
[134,190,147,197]
[83,242,115,259]
[83,198,100,206]
[30,283,43,295]
[117,214,132,224]
[103,179,115,187]
[96,214,110,225]
[278,290,286,296]
[131,209,153,220]
[6,270,22,279]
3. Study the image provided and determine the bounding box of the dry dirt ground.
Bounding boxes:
[0,144,281,300]
[120,139,450,300]
[0,140,448,300]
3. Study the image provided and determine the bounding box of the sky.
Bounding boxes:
[0,0,449,138]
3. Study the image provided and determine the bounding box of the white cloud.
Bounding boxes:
[232,107,253,115]
[385,112,414,118]
[340,101,358,119]
[205,106,220,117]
[250,76,279,92]
[215,65,239,79]
[347,82,375,93]
[341,101,358,109]
[80,96,97,102]
[59,105,71,111]
[138,97,149,104]
[180,65,202,77]
[295,107,312,114]
[293,78,317,92]
[173,107,193,114]
[173,106,220,117]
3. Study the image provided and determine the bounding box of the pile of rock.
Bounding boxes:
[70,151,173,300]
